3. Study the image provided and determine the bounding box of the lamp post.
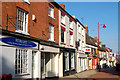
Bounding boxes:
[98,22,106,72]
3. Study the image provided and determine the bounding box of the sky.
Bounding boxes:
[56,1,118,53]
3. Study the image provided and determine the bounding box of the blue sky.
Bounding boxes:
[56,2,118,53]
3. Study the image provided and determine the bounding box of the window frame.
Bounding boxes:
[69,20,73,29]
[49,4,54,18]
[16,8,28,34]
[61,14,65,24]
[61,29,64,43]
[64,52,69,71]
[15,48,28,75]
[69,34,73,45]
[49,24,54,41]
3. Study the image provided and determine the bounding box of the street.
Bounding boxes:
[46,68,120,80]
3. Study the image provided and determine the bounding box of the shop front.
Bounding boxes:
[77,53,87,72]
[87,57,93,70]
[0,34,40,79]
[59,48,76,76]
[40,45,59,78]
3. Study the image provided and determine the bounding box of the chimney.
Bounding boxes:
[60,4,65,9]
[85,25,88,34]
[102,44,106,48]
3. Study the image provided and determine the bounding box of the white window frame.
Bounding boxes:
[69,21,73,29]
[78,25,81,33]
[16,8,28,34]
[15,48,28,74]
[70,35,73,45]
[49,24,54,41]
[49,4,54,18]
[61,14,65,24]
[65,52,69,71]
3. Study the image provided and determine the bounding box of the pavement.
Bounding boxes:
[46,68,120,80]
[89,68,120,80]
[62,69,98,78]
[59,68,120,80]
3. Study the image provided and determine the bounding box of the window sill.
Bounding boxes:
[61,42,66,45]
[61,22,66,26]
[15,73,30,76]
[48,15,55,20]
[49,39,55,42]
[16,30,30,35]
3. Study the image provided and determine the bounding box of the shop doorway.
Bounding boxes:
[41,52,57,78]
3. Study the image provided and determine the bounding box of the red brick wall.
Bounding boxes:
[30,2,59,43]
[2,2,30,32]
[2,2,59,44]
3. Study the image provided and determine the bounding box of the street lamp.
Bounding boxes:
[98,22,106,72]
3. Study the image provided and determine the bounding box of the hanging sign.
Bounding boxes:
[1,37,37,48]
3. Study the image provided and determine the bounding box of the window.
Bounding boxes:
[61,29,64,43]
[69,21,72,29]
[71,53,75,69]
[49,4,54,18]
[78,25,81,33]
[15,49,28,74]
[70,35,73,45]
[17,8,28,33]
[61,14,65,24]
[80,58,81,66]
[49,24,54,41]
[94,49,96,55]
[64,52,69,71]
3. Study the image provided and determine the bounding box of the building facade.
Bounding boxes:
[58,6,76,76]
[76,20,87,73]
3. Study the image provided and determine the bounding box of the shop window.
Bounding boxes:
[71,53,75,69]
[49,24,54,41]
[16,8,28,33]
[64,52,69,71]
[49,4,54,18]
[15,49,28,74]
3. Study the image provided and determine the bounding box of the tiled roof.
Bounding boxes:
[86,33,97,47]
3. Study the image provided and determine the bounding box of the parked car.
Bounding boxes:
[116,63,120,71]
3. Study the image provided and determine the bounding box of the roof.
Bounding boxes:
[86,33,98,47]
[100,47,108,52]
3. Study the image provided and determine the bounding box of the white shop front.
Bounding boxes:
[0,35,40,79]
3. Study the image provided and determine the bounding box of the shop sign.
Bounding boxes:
[85,48,91,52]
[1,37,37,48]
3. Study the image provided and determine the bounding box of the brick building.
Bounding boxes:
[1,1,60,79]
